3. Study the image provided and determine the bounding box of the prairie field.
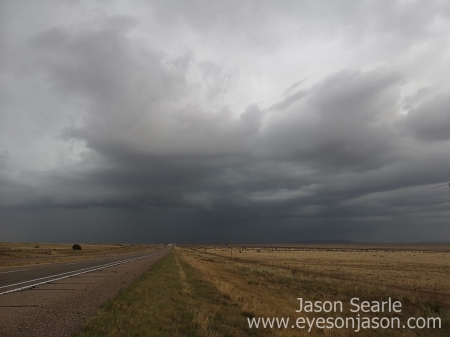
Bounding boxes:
[179,246,449,336]
[200,245,450,296]
[77,245,450,336]
[0,242,161,268]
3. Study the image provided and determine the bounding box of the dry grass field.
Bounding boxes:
[179,247,449,336]
[199,245,450,296]
[0,242,162,268]
[76,245,449,336]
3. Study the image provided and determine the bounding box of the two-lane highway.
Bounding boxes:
[0,246,171,295]
[0,245,172,337]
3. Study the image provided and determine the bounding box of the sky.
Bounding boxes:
[1,0,450,244]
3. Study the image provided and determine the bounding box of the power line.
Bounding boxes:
[369,198,450,217]
[352,183,448,211]
[305,183,449,219]
[374,183,448,204]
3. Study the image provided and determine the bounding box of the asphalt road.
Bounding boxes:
[0,246,171,337]
[0,246,170,293]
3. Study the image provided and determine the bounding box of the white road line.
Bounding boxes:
[0,248,170,295]
[0,262,121,290]
[0,269,27,275]
[0,257,144,290]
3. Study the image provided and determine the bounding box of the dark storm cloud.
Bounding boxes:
[261,69,403,171]
[31,24,186,106]
[1,1,450,243]
[403,93,450,142]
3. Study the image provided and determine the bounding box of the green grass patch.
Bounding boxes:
[74,250,253,337]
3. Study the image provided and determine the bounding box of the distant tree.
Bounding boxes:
[72,244,82,250]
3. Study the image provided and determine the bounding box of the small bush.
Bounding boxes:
[72,244,82,250]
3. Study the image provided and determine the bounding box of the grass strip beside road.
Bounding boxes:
[74,249,253,337]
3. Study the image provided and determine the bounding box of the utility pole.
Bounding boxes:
[230,236,233,259]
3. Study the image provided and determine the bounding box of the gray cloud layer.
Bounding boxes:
[1,1,450,243]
